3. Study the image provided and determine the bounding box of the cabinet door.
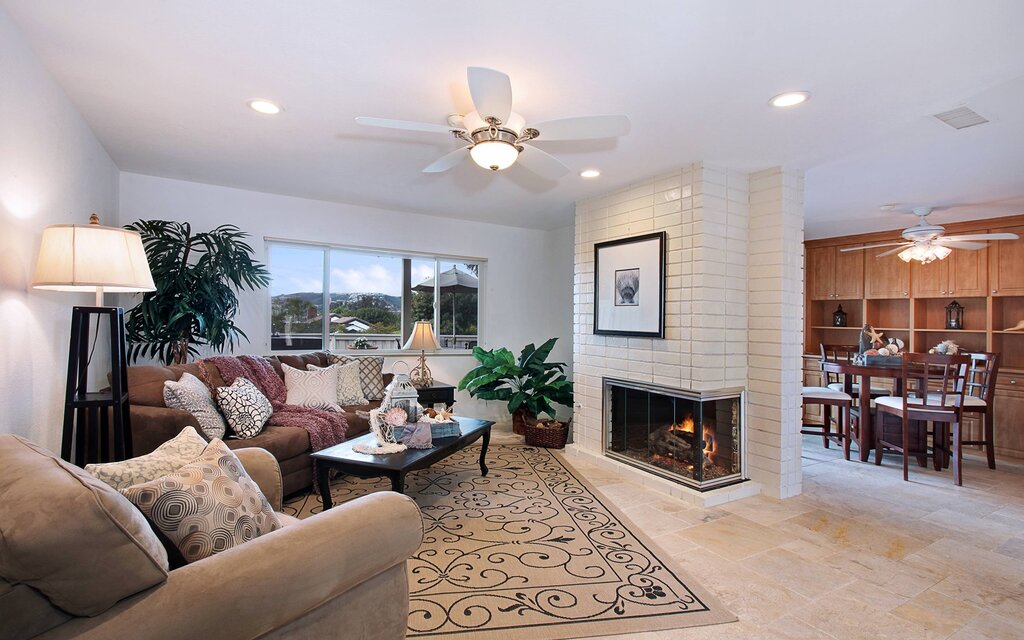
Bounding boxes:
[834,246,864,299]
[948,247,987,297]
[989,226,1024,296]
[865,252,910,299]
[911,259,948,298]
[807,246,836,300]
[993,374,1024,459]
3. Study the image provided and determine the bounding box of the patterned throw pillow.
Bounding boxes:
[121,439,281,564]
[85,426,208,490]
[283,363,342,411]
[327,354,385,400]
[308,361,368,406]
[163,372,227,439]
[216,378,273,438]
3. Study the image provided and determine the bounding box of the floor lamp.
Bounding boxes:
[32,214,155,465]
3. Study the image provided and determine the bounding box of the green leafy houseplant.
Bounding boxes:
[458,338,573,432]
[124,220,270,365]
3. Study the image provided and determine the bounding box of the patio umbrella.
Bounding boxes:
[413,266,479,346]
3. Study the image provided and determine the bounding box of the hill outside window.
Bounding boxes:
[268,241,482,354]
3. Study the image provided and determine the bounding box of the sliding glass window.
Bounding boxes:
[268,241,482,353]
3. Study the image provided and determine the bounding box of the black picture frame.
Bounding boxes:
[593,231,666,338]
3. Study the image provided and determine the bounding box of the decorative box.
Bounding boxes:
[393,419,460,442]
[859,355,901,365]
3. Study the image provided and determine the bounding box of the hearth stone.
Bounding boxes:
[603,378,745,491]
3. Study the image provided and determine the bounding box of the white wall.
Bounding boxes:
[118,172,574,423]
[0,7,120,451]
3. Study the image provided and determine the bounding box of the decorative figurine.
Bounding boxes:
[945,300,964,330]
[859,324,885,353]
[832,304,848,327]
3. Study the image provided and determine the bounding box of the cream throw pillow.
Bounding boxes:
[121,439,281,564]
[85,426,208,490]
[326,354,386,400]
[308,361,368,406]
[283,363,341,411]
[163,372,227,439]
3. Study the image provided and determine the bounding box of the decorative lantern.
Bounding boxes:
[945,300,964,330]
[832,304,848,327]
[383,361,420,423]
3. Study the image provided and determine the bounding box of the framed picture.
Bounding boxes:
[593,232,665,337]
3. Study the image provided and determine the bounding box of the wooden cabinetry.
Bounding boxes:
[865,252,910,299]
[805,214,1024,461]
[912,249,987,298]
[989,225,1024,296]
[808,245,863,300]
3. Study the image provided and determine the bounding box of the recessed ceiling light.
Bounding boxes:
[247,99,282,115]
[879,204,897,211]
[769,91,810,108]
[580,169,601,178]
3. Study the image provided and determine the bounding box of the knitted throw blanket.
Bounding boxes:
[204,355,347,452]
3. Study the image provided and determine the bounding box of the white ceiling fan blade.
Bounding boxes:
[938,240,988,250]
[422,147,470,173]
[356,117,457,134]
[840,242,911,252]
[467,67,512,124]
[517,145,570,179]
[876,246,909,258]
[939,233,1020,242]
[530,115,632,141]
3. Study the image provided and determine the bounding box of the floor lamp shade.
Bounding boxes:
[32,217,155,294]
[404,320,440,388]
[30,214,155,465]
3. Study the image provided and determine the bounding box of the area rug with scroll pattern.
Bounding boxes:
[283,444,735,639]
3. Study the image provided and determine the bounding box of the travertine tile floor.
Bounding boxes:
[542,433,1024,639]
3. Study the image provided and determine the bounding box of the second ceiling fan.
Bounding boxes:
[841,206,1018,264]
[356,67,630,179]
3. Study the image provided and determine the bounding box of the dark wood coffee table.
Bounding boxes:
[311,417,493,509]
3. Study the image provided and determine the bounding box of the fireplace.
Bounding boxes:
[603,378,744,491]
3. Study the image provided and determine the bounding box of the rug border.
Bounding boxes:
[408,444,738,640]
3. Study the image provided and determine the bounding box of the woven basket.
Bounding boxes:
[524,419,571,449]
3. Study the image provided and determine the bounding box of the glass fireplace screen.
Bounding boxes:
[604,379,743,491]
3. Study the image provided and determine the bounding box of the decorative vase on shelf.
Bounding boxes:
[832,304,848,327]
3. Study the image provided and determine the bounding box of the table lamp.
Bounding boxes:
[32,213,155,464]
[403,320,440,388]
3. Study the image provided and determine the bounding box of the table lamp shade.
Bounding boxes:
[32,220,155,293]
[403,320,440,351]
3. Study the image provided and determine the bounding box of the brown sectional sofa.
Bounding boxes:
[126,351,392,496]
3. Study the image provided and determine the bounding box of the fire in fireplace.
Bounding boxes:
[603,378,744,491]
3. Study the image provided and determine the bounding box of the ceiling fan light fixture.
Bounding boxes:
[470,140,519,171]
[898,244,951,264]
[770,91,810,108]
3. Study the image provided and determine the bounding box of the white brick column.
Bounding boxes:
[747,167,805,498]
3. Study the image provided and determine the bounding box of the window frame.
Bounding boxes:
[266,237,485,357]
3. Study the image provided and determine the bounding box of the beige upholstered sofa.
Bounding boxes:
[0,435,422,640]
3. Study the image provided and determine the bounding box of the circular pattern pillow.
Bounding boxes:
[215,377,273,438]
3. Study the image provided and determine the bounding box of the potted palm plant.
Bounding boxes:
[458,338,573,438]
[124,220,270,364]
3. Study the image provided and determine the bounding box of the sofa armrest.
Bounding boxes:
[40,492,423,640]
[233,447,283,511]
[129,405,202,456]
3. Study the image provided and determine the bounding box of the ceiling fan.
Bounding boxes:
[355,66,630,179]
[840,206,1019,264]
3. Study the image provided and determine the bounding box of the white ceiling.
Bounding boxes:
[4,0,1023,236]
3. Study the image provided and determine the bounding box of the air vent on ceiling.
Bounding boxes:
[933,106,989,130]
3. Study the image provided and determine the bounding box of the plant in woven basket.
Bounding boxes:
[458,338,573,433]
[123,220,270,365]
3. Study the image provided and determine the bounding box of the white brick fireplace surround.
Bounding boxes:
[568,163,805,505]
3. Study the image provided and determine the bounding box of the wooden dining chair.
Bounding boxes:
[933,352,1000,471]
[820,344,889,399]
[874,352,970,484]
[801,384,853,459]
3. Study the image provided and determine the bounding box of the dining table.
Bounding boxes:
[819,359,907,463]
